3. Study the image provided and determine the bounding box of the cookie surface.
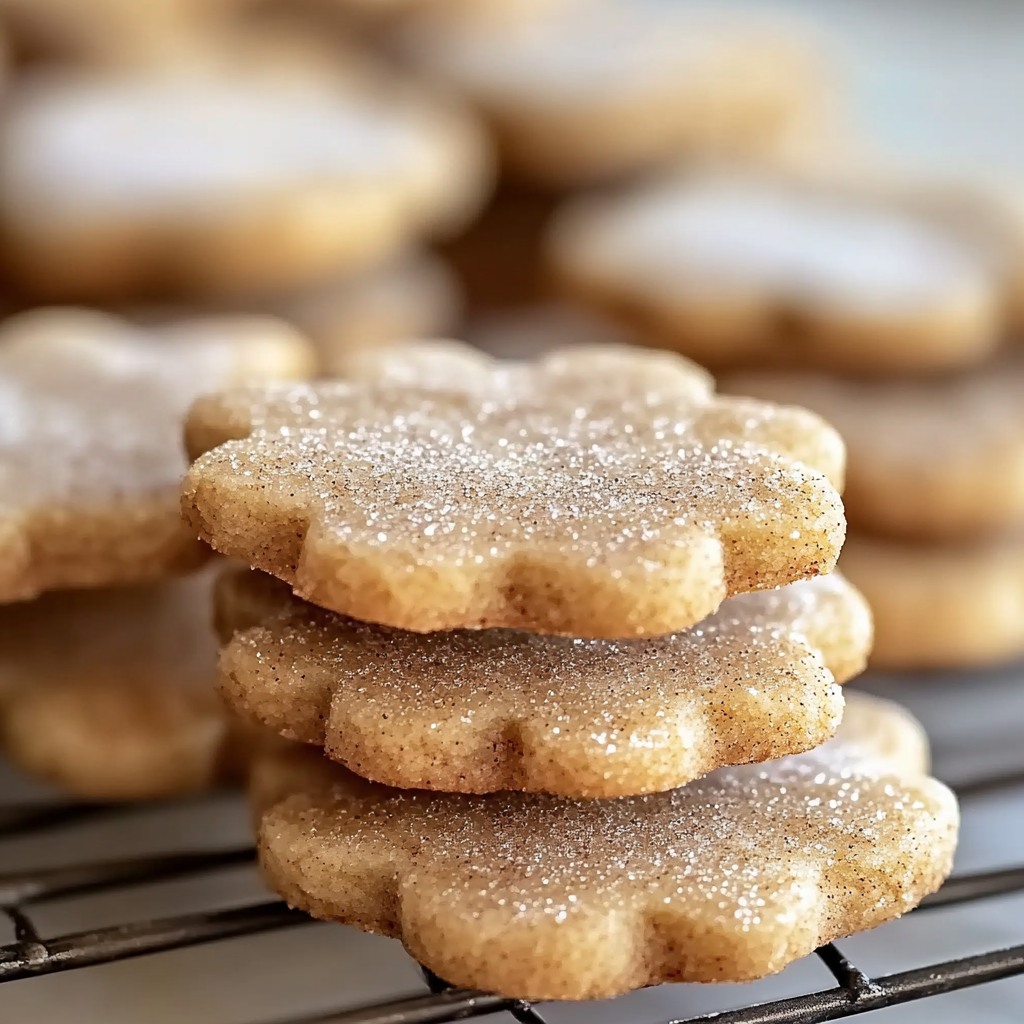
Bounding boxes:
[728,353,1024,540]
[841,532,1024,669]
[184,341,846,637]
[0,565,245,799]
[219,568,870,796]
[394,0,826,185]
[549,171,999,375]
[0,308,313,602]
[255,692,957,999]
[0,67,490,300]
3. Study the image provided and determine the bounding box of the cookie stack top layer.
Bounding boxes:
[182,341,846,637]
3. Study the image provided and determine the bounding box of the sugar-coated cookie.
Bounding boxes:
[254,692,957,999]
[218,567,870,796]
[0,309,313,602]
[840,532,1024,669]
[549,171,999,375]
[0,67,491,300]
[727,353,1024,540]
[183,341,846,637]
[393,0,828,186]
[0,566,247,799]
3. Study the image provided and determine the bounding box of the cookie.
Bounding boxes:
[218,567,870,796]
[549,170,1000,375]
[468,302,636,360]
[0,66,491,301]
[727,352,1024,540]
[840,532,1024,669]
[0,565,249,799]
[392,0,827,186]
[183,341,846,637]
[263,251,461,375]
[131,250,461,376]
[0,308,314,603]
[254,692,957,999]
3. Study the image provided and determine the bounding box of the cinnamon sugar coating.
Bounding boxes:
[253,693,958,1000]
[218,567,870,797]
[184,341,845,637]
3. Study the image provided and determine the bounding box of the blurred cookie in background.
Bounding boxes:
[840,532,1024,670]
[125,249,461,375]
[390,0,832,187]
[0,64,492,302]
[467,302,635,360]
[262,249,461,373]
[0,308,314,602]
[0,566,243,800]
[548,168,1001,375]
[727,351,1024,541]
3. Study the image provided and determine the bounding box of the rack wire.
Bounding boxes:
[0,756,1021,1024]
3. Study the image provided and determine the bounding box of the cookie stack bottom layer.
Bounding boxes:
[249,692,957,1000]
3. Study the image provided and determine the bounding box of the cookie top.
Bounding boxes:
[728,352,1024,540]
[0,565,239,799]
[0,309,314,602]
[219,567,870,796]
[394,0,825,185]
[549,171,999,374]
[184,341,846,637]
[254,692,957,999]
[0,67,491,299]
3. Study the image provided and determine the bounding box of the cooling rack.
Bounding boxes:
[0,752,1021,1024]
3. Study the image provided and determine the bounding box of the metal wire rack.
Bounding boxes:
[0,754,1020,1024]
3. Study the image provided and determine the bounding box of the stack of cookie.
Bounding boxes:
[0,308,314,799]
[185,340,958,1000]
[382,0,834,321]
[547,168,1024,669]
[0,6,490,369]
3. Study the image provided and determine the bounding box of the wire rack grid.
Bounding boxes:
[0,754,1021,1024]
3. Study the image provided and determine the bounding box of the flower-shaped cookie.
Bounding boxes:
[183,341,846,636]
[219,567,870,796]
[254,692,958,1000]
[0,309,313,602]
